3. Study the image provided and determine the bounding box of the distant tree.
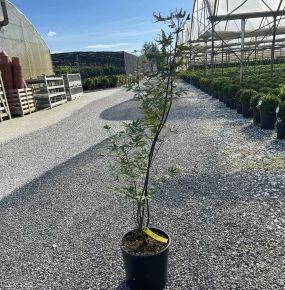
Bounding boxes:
[141,42,161,72]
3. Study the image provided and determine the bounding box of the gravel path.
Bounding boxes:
[0,83,284,289]
[0,88,131,199]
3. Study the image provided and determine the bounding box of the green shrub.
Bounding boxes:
[279,85,285,102]
[240,89,258,106]
[277,101,285,122]
[82,74,128,91]
[259,87,273,94]
[250,92,264,109]
[259,94,280,114]
[235,89,243,105]
[227,84,241,97]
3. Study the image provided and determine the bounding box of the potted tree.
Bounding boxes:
[104,10,189,290]
[259,94,280,129]
[227,84,241,109]
[211,79,220,99]
[240,89,256,118]
[277,101,285,139]
[236,90,243,114]
[250,93,263,124]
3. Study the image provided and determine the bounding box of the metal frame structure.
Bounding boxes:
[183,0,285,81]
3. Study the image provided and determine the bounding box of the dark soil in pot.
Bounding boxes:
[260,111,277,129]
[121,228,170,290]
[253,108,260,124]
[277,121,285,139]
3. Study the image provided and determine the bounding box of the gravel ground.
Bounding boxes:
[0,83,284,289]
[0,88,130,199]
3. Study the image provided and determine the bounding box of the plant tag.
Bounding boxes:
[276,107,280,114]
[143,228,168,244]
[258,100,263,106]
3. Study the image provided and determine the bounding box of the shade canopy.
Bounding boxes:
[182,0,285,64]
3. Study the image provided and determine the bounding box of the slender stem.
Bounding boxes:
[137,16,184,229]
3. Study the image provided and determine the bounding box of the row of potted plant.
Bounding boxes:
[180,72,285,139]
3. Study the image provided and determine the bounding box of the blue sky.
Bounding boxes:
[11,0,192,53]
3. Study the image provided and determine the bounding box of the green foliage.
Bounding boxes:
[251,92,264,109]
[104,9,188,229]
[279,85,285,102]
[259,94,280,114]
[142,42,161,66]
[54,64,125,78]
[259,87,273,94]
[240,89,258,106]
[277,101,285,122]
[227,84,241,97]
[235,89,243,105]
[82,74,134,91]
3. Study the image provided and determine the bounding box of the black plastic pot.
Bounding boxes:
[242,103,253,118]
[229,98,236,109]
[121,228,170,290]
[277,121,285,139]
[260,111,277,129]
[213,90,218,99]
[236,103,242,114]
[225,96,230,107]
[253,108,260,124]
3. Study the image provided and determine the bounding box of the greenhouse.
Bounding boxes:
[0,0,53,79]
[182,0,285,80]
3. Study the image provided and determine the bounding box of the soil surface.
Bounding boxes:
[122,229,168,255]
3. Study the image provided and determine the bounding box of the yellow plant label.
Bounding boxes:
[143,228,168,244]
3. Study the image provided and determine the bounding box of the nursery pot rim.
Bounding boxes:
[121,227,171,257]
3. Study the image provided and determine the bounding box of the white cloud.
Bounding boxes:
[47,31,57,37]
[85,43,129,49]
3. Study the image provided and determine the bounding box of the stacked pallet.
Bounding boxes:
[27,75,67,109]
[6,88,36,116]
[0,72,11,122]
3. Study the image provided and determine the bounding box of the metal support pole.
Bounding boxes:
[270,16,277,79]
[211,21,215,83]
[240,18,245,83]
[205,41,208,75]
[222,42,224,76]
[254,37,257,71]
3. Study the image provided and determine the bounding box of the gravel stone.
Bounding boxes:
[0,83,284,289]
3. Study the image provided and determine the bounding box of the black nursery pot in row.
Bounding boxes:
[260,111,277,129]
[253,108,260,124]
[277,121,285,139]
[242,103,253,118]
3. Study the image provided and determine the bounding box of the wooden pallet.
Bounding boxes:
[0,72,11,122]
[6,88,36,117]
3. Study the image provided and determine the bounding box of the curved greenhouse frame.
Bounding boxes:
[0,0,53,79]
[183,0,285,80]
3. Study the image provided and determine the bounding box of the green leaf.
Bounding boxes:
[103,124,111,130]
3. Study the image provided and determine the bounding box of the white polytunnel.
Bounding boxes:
[0,0,53,79]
